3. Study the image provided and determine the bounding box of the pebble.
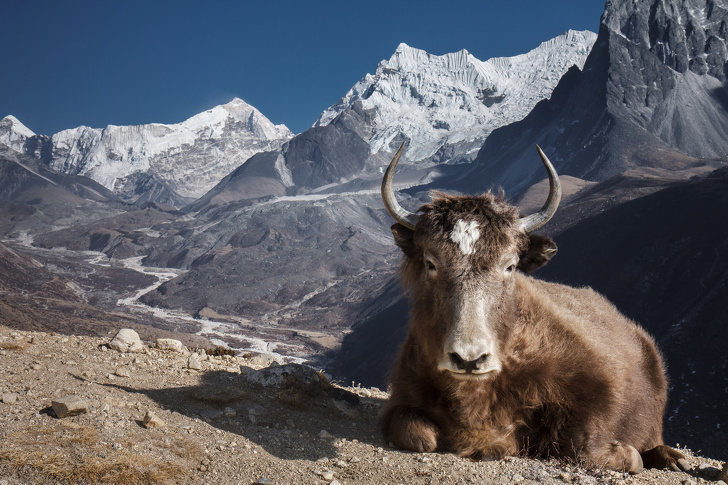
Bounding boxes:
[319,430,333,439]
[253,478,274,485]
[155,338,185,353]
[142,410,165,428]
[114,367,131,377]
[1,392,19,404]
[322,471,335,480]
[682,479,698,485]
[188,353,203,370]
[51,395,88,418]
[109,329,144,353]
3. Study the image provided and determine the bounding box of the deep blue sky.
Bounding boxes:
[2,0,605,136]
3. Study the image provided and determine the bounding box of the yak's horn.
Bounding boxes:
[518,145,562,233]
[381,142,419,230]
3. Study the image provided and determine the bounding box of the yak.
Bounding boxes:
[379,143,688,473]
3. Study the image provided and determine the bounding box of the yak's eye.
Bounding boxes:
[505,261,517,273]
[425,258,437,274]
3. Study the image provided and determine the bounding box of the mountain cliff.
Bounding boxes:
[460,0,728,194]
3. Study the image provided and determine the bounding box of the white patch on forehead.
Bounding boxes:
[449,219,480,255]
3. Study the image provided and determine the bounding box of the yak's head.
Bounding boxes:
[381,143,561,380]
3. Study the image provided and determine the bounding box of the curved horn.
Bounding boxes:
[519,145,562,233]
[381,142,419,230]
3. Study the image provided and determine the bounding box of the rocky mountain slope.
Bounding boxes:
[1,325,725,484]
[314,31,597,164]
[456,0,728,195]
[0,98,293,206]
[192,31,597,208]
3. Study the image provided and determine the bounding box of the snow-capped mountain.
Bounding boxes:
[0,115,36,152]
[196,31,597,208]
[461,0,728,195]
[1,98,293,205]
[314,30,597,164]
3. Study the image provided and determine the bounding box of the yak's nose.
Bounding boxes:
[448,352,490,373]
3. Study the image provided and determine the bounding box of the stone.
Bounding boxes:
[52,395,88,418]
[155,338,185,352]
[1,393,19,404]
[109,329,144,353]
[249,353,279,367]
[114,367,131,377]
[142,410,165,428]
[188,353,203,370]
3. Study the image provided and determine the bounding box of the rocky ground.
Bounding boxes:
[0,324,725,485]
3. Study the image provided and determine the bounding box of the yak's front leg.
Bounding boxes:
[382,405,440,452]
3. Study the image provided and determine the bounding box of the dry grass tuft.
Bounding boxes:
[0,342,27,351]
[204,345,236,357]
[0,422,198,484]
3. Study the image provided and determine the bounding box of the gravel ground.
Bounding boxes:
[0,324,724,485]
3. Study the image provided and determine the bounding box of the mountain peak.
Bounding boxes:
[1,115,36,138]
[314,31,597,162]
[0,115,37,152]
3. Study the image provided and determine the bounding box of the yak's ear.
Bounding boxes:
[518,234,557,273]
[391,223,417,258]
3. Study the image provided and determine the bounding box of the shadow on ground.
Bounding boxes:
[101,363,386,461]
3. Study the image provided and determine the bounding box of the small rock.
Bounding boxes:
[698,463,721,479]
[114,367,131,377]
[249,353,279,367]
[330,481,342,485]
[322,471,335,481]
[52,395,88,418]
[1,393,19,404]
[223,406,236,417]
[188,353,203,370]
[253,478,274,485]
[109,329,144,353]
[681,479,698,485]
[142,410,165,428]
[319,430,333,439]
[512,474,524,482]
[155,338,185,352]
[349,456,361,463]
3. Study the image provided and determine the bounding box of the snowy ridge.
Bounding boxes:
[49,98,293,198]
[314,30,597,163]
[0,115,36,151]
[7,98,293,200]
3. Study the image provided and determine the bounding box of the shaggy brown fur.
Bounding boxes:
[382,192,687,473]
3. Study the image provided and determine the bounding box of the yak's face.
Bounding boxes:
[393,193,557,380]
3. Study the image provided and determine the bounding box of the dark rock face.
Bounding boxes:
[462,0,728,196]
